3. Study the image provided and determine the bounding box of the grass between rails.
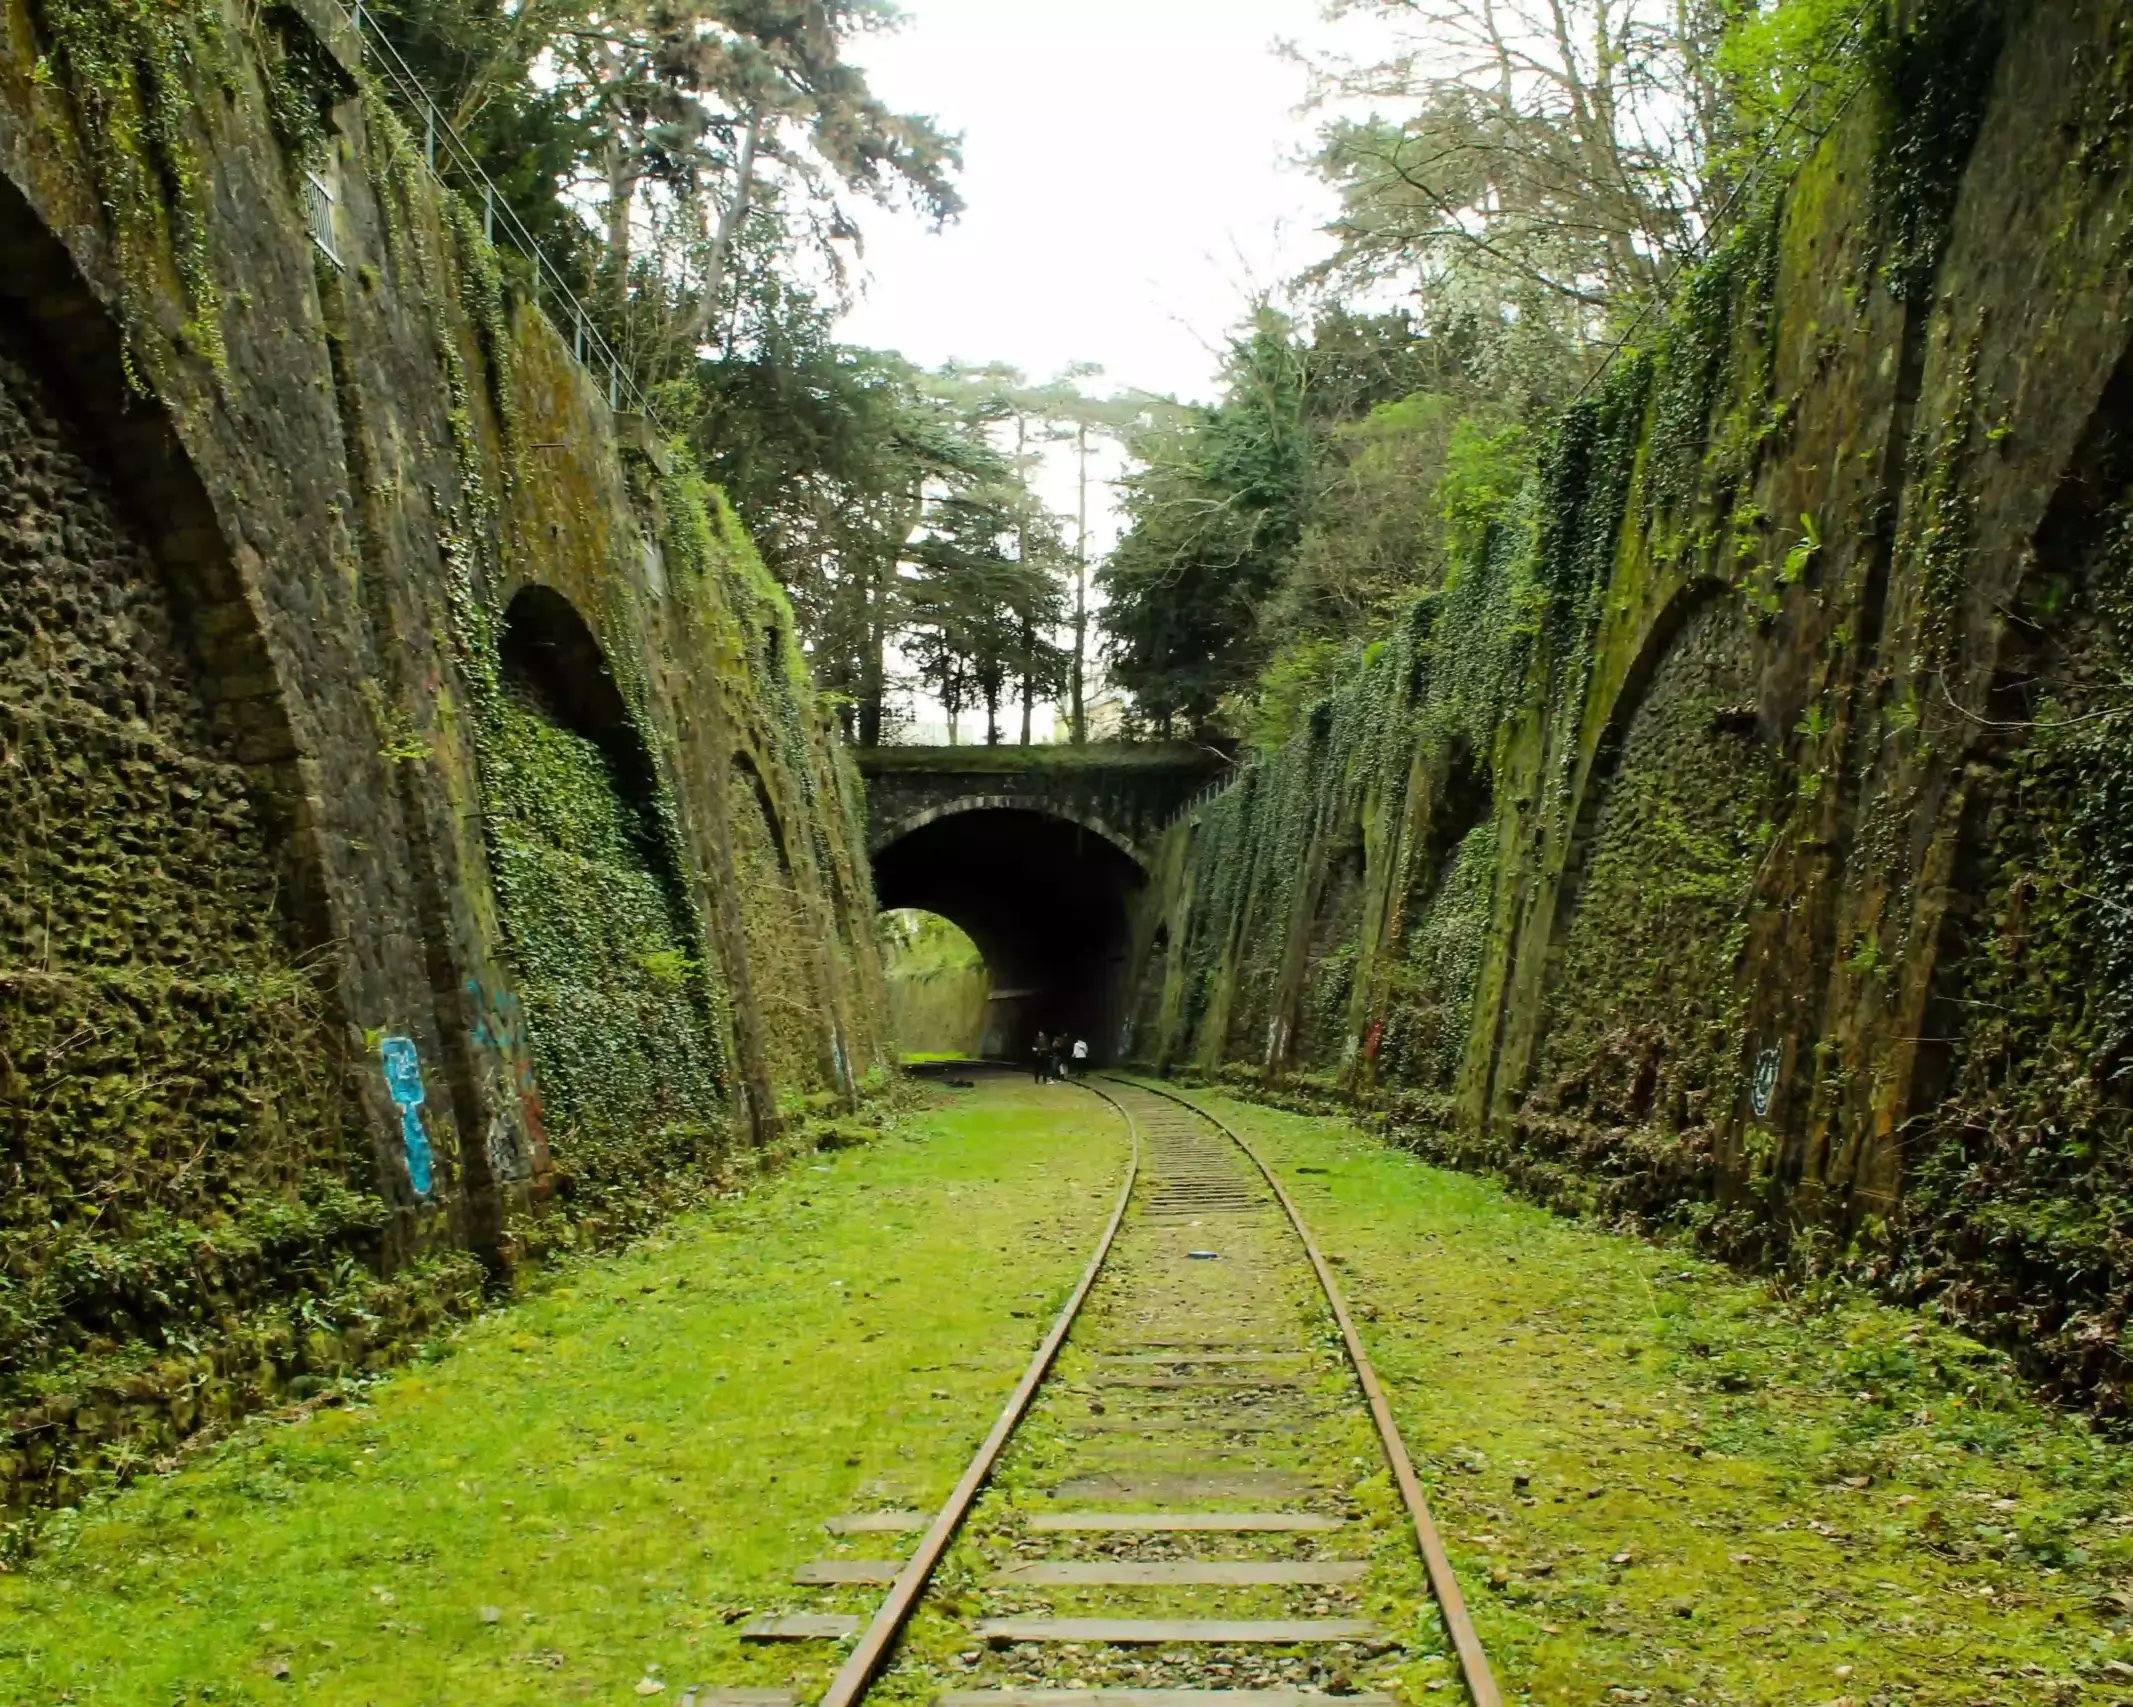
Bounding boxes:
[1175,1088,2133,1707]
[873,1151,1440,1707]
[0,1079,1130,1705]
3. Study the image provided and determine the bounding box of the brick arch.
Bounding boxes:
[871,794,1148,868]
[870,804,1148,1067]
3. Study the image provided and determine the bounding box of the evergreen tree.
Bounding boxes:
[1098,311,1314,736]
[1099,305,1524,743]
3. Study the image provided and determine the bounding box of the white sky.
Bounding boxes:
[836,0,1348,734]
[839,0,1357,739]
[843,0,1346,411]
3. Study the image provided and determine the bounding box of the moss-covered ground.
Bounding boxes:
[6,1076,2129,1705]
[1172,1088,2133,1706]
[0,1079,1129,1705]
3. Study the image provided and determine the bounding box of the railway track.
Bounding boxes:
[729,1070,1498,1707]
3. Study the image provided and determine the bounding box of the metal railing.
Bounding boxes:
[302,168,340,267]
[1161,764,1246,837]
[337,0,659,423]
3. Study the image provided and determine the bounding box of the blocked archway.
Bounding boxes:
[0,183,351,1383]
[870,805,1146,1064]
[1379,739,1498,1090]
[1895,337,2133,1399]
[725,746,841,1096]
[485,585,725,1189]
[1523,587,1776,1132]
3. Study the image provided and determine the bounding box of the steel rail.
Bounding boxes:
[1100,1075,1503,1707]
[817,1075,1142,1707]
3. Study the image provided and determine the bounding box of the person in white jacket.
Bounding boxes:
[1070,1037,1089,1077]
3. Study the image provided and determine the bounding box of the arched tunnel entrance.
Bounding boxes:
[871,808,1145,1065]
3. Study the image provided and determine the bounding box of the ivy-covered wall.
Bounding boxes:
[1126,0,2133,1414]
[0,0,888,1523]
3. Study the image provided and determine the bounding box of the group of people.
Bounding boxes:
[1030,1030,1089,1082]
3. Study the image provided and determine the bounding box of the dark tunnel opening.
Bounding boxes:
[871,808,1144,1065]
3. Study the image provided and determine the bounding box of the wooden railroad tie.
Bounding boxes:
[823,1512,928,1533]
[973,1617,1379,1644]
[937,1693,1395,1707]
[1026,1511,1344,1533]
[988,1560,1366,1587]
[740,1613,864,1641]
[793,1560,907,1585]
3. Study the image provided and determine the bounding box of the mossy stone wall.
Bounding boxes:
[1127,0,2133,1412]
[884,964,990,1059]
[0,332,417,1510]
[0,0,888,1523]
[1526,594,1772,1171]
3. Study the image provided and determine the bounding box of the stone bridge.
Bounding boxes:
[854,744,1229,1061]
[855,743,1228,862]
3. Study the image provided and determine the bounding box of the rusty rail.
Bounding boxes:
[817,1075,1141,1707]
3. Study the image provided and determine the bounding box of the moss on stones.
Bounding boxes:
[30,0,228,385]
[0,329,385,1520]
[1125,0,2133,1414]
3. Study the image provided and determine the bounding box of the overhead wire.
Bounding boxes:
[1567,0,1886,408]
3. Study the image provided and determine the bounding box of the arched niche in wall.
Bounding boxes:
[0,173,349,1327]
[485,584,726,1190]
[725,745,834,1095]
[1899,338,2133,1390]
[1522,581,1776,1137]
[1377,738,1497,1090]
[1124,917,1176,1066]
[1291,813,1369,1075]
[730,747,798,882]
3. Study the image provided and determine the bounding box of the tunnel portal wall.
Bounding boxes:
[1123,0,2133,1415]
[872,807,1144,1067]
[0,0,888,1514]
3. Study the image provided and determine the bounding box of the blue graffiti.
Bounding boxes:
[379,1035,435,1196]
[464,978,545,1180]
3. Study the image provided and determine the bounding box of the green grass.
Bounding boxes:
[0,1080,1129,1705]
[11,1076,2128,1706]
[879,910,986,979]
[1176,1087,2133,1706]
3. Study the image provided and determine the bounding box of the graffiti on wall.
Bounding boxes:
[466,979,547,1185]
[378,1035,435,1196]
[1750,1046,1782,1119]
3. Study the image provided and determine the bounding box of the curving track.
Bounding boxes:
[756,1070,1498,1707]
